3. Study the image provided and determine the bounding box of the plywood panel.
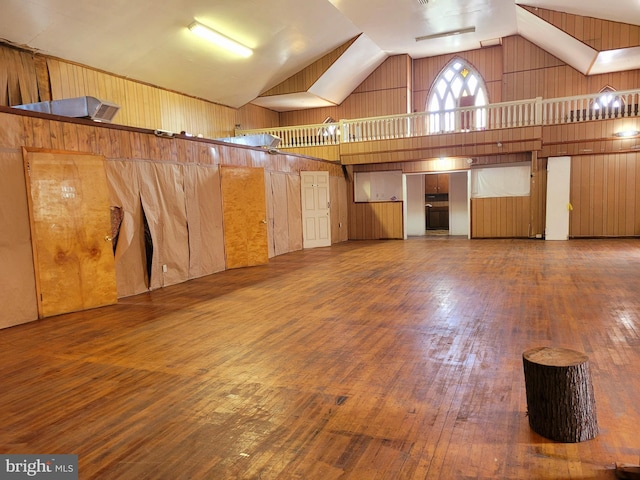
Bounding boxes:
[221,166,268,268]
[23,149,117,317]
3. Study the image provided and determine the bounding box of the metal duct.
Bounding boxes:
[215,133,281,149]
[13,96,120,123]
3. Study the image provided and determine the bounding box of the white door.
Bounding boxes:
[545,156,571,240]
[301,171,331,248]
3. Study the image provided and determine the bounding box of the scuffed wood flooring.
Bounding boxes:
[1,238,639,479]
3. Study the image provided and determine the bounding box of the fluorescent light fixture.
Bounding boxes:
[416,26,476,42]
[614,130,640,138]
[480,38,502,48]
[189,21,252,58]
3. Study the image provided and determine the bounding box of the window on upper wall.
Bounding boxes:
[426,59,488,133]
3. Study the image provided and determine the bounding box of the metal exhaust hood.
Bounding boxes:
[13,96,120,123]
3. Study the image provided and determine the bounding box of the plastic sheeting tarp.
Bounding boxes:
[137,162,190,290]
[471,163,531,198]
[105,161,148,297]
[287,175,303,252]
[106,160,226,297]
[0,152,38,328]
[270,173,290,257]
[183,165,225,278]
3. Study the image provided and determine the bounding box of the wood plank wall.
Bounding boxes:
[260,37,357,97]
[570,152,640,237]
[349,202,404,240]
[279,55,412,127]
[524,7,640,51]
[502,35,640,101]
[0,44,41,106]
[471,196,531,238]
[0,42,279,139]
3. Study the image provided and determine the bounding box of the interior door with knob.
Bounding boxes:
[23,148,117,318]
[220,166,268,268]
[301,171,331,249]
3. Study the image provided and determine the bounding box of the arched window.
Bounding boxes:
[592,86,623,110]
[591,86,627,119]
[426,59,488,133]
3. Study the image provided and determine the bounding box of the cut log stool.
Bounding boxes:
[523,346,598,442]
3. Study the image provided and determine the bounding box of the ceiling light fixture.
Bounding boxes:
[188,21,253,58]
[481,38,502,48]
[614,130,640,138]
[416,26,476,42]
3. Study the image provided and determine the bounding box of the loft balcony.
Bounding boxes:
[236,89,640,164]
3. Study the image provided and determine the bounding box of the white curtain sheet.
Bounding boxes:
[471,163,531,198]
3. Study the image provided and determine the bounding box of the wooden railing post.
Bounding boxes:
[534,97,543,125]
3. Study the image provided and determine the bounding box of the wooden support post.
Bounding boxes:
[523,346,598,443]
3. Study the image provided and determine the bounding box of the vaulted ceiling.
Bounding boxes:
[1,0,639,112]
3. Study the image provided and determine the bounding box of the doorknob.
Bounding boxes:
[261,219,267,224]
[104,235,113,242]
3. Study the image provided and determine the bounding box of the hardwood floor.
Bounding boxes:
[1,238,639,479]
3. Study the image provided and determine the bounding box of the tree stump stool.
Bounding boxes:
[523,346,598,442]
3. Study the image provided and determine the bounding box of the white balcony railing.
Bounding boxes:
[236,89,640,149]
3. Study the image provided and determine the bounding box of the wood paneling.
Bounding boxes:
[524,6,640,51]
[260,37,358,97]
[280,56,412,127]
[236,103,280,131]
[530,153,548,238]
[502,36,640,102]
[340,126,542,165]
[569,152,640,237]
[351,153,531,175]
[541,118,640,158]
[281,145,340,162]
[0,44,40,106]
[471,196,531,237]
[46,58,239,137]
[349,202,403,239]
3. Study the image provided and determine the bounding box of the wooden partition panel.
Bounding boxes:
[569,153,640,237]
[349,202,403,240]
[471,196,531,238]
